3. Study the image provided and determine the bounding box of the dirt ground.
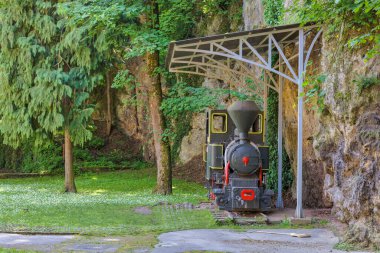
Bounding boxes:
[172,155,206,184]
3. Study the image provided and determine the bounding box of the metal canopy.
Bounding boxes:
[166,23,322,218]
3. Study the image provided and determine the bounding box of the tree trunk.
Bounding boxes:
[144,0,172,195]
[64,127,77,193]
[105,71,112,136]
[146,51,172,195]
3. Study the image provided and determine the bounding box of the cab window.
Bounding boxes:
[250,114,262,133]
[211,113,227,133]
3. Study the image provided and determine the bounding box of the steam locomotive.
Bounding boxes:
[204,101,273,212]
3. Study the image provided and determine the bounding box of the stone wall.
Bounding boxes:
[279,22,379,244]
[243,0,264,30]
[115,58,156,162]
[281,38,325,208]
[313,35,380,246]
[93,58,156,162]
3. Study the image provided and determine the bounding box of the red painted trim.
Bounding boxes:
[210,178,216,200]
[259,166,263,187]
[224,161,230,186]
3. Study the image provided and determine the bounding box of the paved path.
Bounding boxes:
[0,233,75,252]
[0,229,371,252]
[154,229,370,253]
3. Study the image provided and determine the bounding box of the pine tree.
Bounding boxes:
[0,0,108,192]
[0,0,196,194]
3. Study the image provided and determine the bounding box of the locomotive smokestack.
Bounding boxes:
[227,101,260,140]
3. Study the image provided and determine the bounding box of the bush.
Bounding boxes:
[74,148,94,161]
[87,136,105,149]
[21,143,64,174]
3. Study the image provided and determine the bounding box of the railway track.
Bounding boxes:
[209,203,269,225]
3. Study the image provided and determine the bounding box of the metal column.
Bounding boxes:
[295,29,304,218]
[276,57,284,209]
[263,73,268,142]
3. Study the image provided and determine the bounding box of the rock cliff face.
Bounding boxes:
[282,39,325,208]
[178,113,206,165]
[93,58,156,162]
[177,79,226,166]
[243,0,264,30]
[115,58,156,162]
[314,36,380,246]
[282,28,380,244]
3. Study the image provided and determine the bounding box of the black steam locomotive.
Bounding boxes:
[204,101,273,212]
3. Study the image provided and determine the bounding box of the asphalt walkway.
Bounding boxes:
[154,229,369,253]
[0,229,371,252]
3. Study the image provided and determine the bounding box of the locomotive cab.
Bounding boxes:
[204,101,273,212]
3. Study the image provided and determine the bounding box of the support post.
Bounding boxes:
[263,73,268,142]
[295,29,304,218]
[276,56,284,209]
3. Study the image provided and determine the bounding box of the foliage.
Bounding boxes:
[21,143,63,174]
[111,69,136,90]
[0,0,120,148]
[265,89,293,192]
[161,82,220,119]
[354,75,380,94]
[334,242,362,252]
[111,69,142,107]
[200,0,241,16]
[0,1,66,147]
[86,136,105,149]
[161,81,219,160]
[159,0,198,40]
[0,133,146,174]
[263,0,284,25]
[0,139,63,174]
[291,0,380,60]
[57,0,140,63]
[120,0,198,61]
[303,74,327,112]
[263,0,293,192]
[73,0,201,167]
[161,79,265,120]
[198,0,243,32]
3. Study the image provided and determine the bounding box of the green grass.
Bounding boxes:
[0,249,40,253]
[0,167,329,238]
[0,168,213,235]
[0,249,39,253]
[334,242,362,252]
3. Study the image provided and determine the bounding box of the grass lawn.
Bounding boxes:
[0,168,215,235]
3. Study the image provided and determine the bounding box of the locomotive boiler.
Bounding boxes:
[204,101,273,212]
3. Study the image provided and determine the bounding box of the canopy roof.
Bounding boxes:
[166,22,321,95]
